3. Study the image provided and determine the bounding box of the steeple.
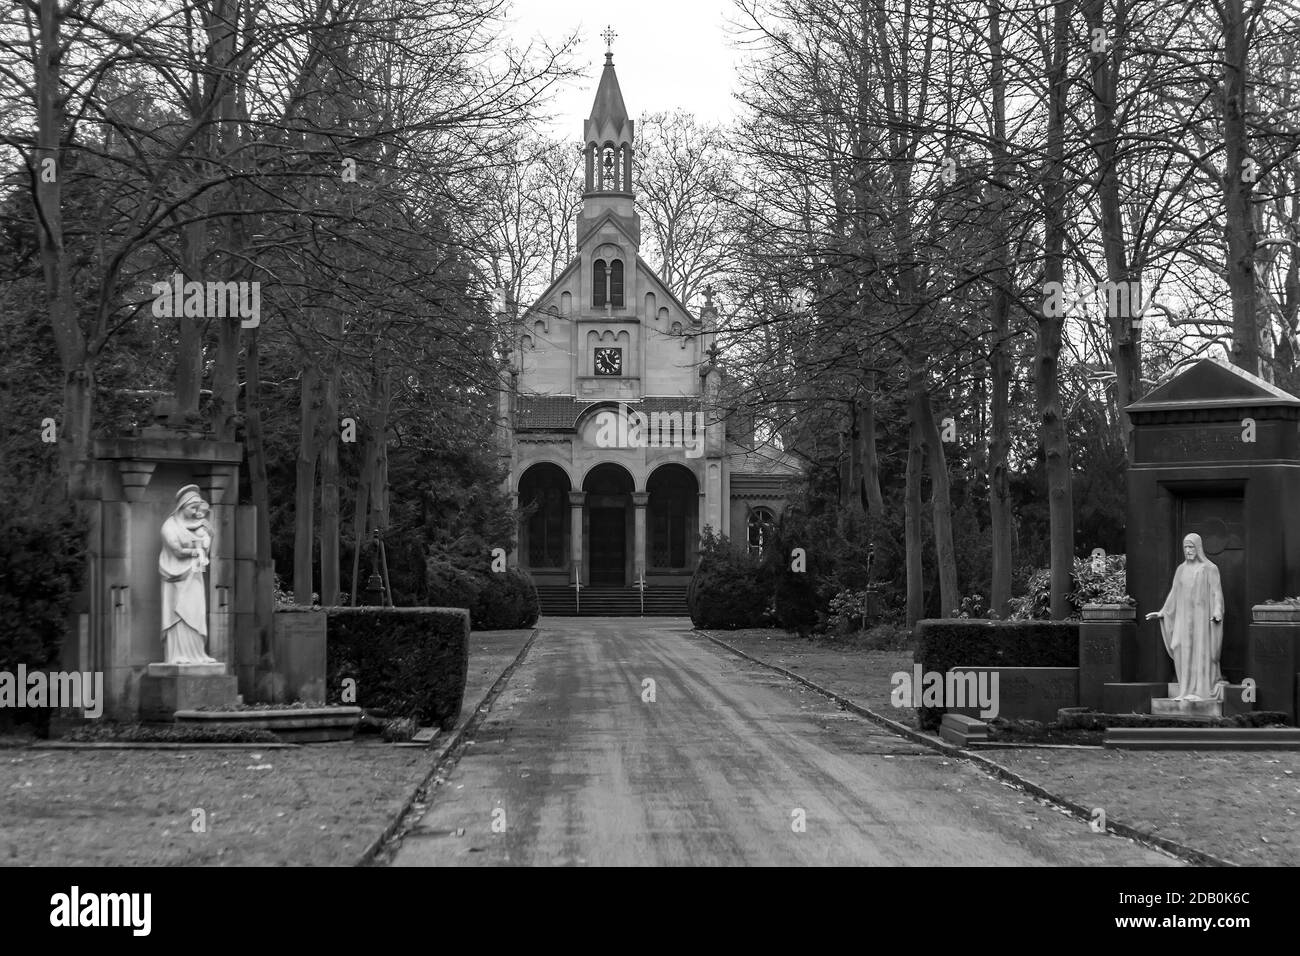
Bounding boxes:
[583,26,634,198]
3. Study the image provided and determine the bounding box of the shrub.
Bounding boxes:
[688,530,773,629]
[425,557,539,630]
[0,497,85,675]
[827,589,881,634]
[0,495,85,733]
[471,567,539,630]
[326,607,470,729]
[913,619,1079,730]
[1008,554,1130,620]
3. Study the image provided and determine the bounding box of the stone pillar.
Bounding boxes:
[705,462,723,535]
[632,492,649,584]
[569,491,586,586]
[193,465,235,667]
[1248,609,1300,723]
[1079,605,1138,710]
[508,491,520,568]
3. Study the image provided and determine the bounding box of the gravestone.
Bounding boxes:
[65,429,260,720]
[949,666,1079,722]
[1123,358,1300,721]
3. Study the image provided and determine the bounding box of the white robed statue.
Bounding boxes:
[159,484,217,664]
[1145,532,1227,701]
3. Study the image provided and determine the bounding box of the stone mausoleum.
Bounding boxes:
[497,49,800,613]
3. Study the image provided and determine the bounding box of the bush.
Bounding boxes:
[326,607,470,729]
[0,497,85,675]
[913,619,1079,730]
[1008,554,1130,620]
[0,495,85,733]
[827,589,882,634]
[471,567,539,630]
[688,530,773,629]
[425,557,539,630]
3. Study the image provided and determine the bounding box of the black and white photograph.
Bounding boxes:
[0,0,1294,914]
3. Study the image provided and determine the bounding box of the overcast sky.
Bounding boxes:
[507,0,746,135]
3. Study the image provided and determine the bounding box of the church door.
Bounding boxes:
[588,507,627,585]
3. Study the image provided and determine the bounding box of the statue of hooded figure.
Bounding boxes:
[159,484,217,665]
[1145,532,1227,701]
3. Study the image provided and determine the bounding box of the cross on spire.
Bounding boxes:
[601,25,617,54]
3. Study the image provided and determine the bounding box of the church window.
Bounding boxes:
[747,507,775,555]
[610,260,624,307]
[593,259,607,307]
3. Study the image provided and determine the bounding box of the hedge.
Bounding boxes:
[913,619,1079,730]
[326,607,469,730]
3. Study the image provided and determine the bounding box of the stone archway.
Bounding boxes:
[647,464,699,575]
[582,463,634,585]
[518,463,571,579]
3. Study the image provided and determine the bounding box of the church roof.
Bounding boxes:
[516,396,701,430]
[588,54,629,129]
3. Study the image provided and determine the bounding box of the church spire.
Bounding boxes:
[584,26,633,196]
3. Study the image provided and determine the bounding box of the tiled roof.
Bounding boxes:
[515,396,702,430]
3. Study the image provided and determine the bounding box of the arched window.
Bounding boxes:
[592,259,607,307]
[610,259,624,308]
[747,507,775,555]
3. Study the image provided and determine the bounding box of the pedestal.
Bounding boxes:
[140,662,241,721]
[1247,621,1299,722]
[1079,612,1138,709]
[1151,697,1221,718]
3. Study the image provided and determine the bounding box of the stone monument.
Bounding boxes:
[64,427,258,720]
[1113,357,1300,721]
[1145,532,1229,715]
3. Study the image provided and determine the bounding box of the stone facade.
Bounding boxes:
[498,52,800,589]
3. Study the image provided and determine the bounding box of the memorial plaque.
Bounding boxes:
[949,667,1079,723]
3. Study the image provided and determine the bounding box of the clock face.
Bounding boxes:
[595,347,622,376]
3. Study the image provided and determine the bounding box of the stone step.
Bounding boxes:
[1104,727,1300,750]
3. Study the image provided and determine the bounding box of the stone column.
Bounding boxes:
[632,492,649,584]
[705,462,723,536]
[194,466,234,667]
[569,491,586,586]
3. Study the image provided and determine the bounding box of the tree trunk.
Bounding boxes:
[34,0,93,498]
[1084,0,1142,441]
[1222,0,1260,375]
[294,364,322,604]
[349,425,376,606]
[904,412,925,628]
[244,322,276,683]
[913,377,958,617]
[860,382,885,517]
[320,350,341,607]
[986,0,1013,616]
[1040,0,1077,619]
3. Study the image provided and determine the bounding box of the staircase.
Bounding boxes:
[536,585,689,617]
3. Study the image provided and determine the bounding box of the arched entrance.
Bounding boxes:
[647,464,699,573]
[583,463,634,585]
[518,463,571,577]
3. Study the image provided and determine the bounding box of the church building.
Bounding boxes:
[499,45,800,613]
